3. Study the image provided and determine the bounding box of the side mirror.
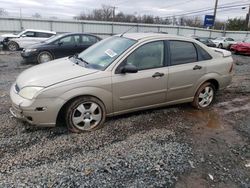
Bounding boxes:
[120,64,138,74]
[21,34,26,37]
[58,41,63,46]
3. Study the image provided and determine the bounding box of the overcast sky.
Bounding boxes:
[0,0,250,20]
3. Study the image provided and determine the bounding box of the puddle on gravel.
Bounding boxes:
[184,109,223,130]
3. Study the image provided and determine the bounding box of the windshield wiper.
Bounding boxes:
[71,53,89,66]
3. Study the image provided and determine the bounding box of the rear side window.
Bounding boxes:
[81,35,98,45]
[169,41,197,65]
[36,32,53,38]
[195,44,212,61]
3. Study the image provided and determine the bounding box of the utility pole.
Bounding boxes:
[112,6,116,22]
[19,8,23,31]
[245,5,250,30]
[213,0,218,29]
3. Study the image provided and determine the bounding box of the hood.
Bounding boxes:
[16,57,99,88]
[24,42,47,49]
[236,42,250,47]
[1,33,19,38]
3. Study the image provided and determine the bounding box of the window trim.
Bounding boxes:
[115,40,167,74]
[194,43,213,61]
[168,40,199,66]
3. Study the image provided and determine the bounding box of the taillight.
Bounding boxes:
[229,62,234,73]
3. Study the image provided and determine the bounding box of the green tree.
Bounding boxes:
[226,18,246,31]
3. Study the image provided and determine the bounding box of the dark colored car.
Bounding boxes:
[230,38,250,55]
[194,37,216,47]
[21,33,101,63]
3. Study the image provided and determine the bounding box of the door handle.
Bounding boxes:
[193,65,202,70]
[152,72,164,78]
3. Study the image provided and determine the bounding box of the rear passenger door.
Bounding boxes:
[167,40,210,102]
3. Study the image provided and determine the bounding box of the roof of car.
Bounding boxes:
[116,32,190,41]
[24,29,56,34]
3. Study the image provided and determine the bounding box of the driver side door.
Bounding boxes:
[112,41,168,114]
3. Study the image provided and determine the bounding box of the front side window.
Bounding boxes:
[77,36,136,70]
[169,41,197,65]
[23,31,35,37]
[58,35,76,45]
[226,38,234,41]
[124,41,164,70]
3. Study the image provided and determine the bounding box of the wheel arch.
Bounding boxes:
[55,85,112,126]
[56,94,106,126]
[37,50,55,60]
[194,76,220,97]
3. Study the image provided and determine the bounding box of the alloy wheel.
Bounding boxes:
[71,102,102,131]
[198,86,214,108]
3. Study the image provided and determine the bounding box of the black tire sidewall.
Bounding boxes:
[65,96,106,133]
[37,51,53,64]
[8,41,19,51]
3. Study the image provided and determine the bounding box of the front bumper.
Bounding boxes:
[10,84,65,127]
[21,50,38,63]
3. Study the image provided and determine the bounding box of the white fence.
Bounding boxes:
[0,17,249,40]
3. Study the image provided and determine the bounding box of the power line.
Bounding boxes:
[160,3,250,18]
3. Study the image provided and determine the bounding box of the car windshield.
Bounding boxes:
[15,30,26,36]
[77,36,137,70]
[43,34,63,43]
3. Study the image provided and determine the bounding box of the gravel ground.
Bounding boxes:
[0,52,249,187]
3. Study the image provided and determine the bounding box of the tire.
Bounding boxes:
[7,41,19,51]
[192,82,216,109]
[65,96,106,133]
[218,43,223,49]
[37,51,53,64]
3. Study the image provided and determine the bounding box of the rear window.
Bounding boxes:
[169,41,197,65]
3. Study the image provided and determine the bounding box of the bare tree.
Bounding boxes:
[0,8,8,16]
[32,13,42,18]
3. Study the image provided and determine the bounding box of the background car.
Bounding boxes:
[193,37,216,47]
[21,33,102,63]
[0,29,56,51]
[212,37,237,49]
[230,38,250,55]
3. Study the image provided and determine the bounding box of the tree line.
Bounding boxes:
[0,7,247,31]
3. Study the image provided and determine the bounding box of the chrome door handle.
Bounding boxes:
[193,65,202,70]
[152,72,164,78]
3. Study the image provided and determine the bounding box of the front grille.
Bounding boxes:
[15,84,20,93]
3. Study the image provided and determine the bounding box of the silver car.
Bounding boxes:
[10,33,234,133]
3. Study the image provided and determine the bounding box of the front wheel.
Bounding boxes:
[218,43,223,49]
[65,96,106,133]
[37,51,53,64]
[192,82,215,109]
[8,41,19,51]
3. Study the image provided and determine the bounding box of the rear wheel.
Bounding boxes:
[192,82,215,109]
[7,41,19,51]
[37,51,53,64]
[65,96,106,133]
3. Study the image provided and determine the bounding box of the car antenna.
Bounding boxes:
[120,25,137,37]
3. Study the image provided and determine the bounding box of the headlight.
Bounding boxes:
[18,86,44,100]
[25,48,37,52]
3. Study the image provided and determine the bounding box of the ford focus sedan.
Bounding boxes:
[10,33,233,133]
